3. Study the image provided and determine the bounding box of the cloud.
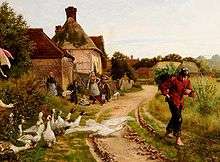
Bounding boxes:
[3,0,220,58]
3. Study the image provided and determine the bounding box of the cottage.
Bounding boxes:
[53,6,106,75]
[27,28,76,90]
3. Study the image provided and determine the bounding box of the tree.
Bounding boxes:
[163,54,182,62]
[0,2,33,77]
[197,58,213,75]
[133,57,158,69]
[111,52,136,80]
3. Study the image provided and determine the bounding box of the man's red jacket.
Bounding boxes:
[160,76,194,109]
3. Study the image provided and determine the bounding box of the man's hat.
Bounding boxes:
[179,67,190,77]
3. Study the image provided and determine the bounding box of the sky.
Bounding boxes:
[2,0,220,59]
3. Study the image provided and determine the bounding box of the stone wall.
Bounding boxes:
[32,58,76,90]
[31,59,62,85]
[61,57,75,90]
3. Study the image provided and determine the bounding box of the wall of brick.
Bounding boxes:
[31,58,63,88]
[61,57,75,90]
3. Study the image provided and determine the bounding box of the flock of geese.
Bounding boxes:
[0,106,134,157]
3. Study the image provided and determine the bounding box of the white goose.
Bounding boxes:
[65,108,76,122]
[0,141,32,154]
[43,115,56,147]
[65,118,125,136]
[0,99,14,108]
[10,143,32,153]
[50,109,56,130]
[36,122,45,135]
[17,134,41,146]
[94,124,124,136]
[17,122,45,145]
[54,111,65,129]
[86,119,125,136]
[18,116,25,137]
[23,112,44,133]
[64,119,102,135]
[64,111,85,128]
[101,116,134,128]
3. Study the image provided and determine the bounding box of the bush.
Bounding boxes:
[192,77,218,115]
[154,63,177,85]
[111,52,136,80]
[0,72,46,141]
[0,2,34,77]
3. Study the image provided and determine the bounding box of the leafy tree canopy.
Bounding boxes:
[0,2,34,77]
[111,52,136,80]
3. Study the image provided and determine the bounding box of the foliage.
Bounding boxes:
[145,79,220,161]
[0,2,34,77]
[111,52,136,80]
[148,76,220,136]
[162,53,182,62]
[197,57,213,75]
[154,63,177,85]
[0,72,46,141]
[133,57,158,69]
[192,77,218,115]
[133,54,182,70]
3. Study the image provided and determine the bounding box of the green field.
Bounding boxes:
[129,77,220,162]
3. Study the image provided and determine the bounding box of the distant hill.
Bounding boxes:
[209,55,220,72]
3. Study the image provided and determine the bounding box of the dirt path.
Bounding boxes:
[88,85,159,162]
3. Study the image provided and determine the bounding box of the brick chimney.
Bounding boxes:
[65,6,77,21]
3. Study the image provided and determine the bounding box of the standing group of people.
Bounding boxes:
[86,71,111,105]
[46,71,111,106]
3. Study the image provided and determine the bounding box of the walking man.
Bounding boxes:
[160,67,195,146]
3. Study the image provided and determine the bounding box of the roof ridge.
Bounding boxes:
[40,30,65,57]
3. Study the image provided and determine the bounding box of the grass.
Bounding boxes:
[142,77,220,161]
[18,95,105,162]
[19,141,47,162]
[96,108,112,123]
[41,101,113,162]
[127,110,178,160]
[43,132,96,162]
[129,100,220,162]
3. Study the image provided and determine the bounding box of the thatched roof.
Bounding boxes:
[52,6,109,70]
[52,17,97,49]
